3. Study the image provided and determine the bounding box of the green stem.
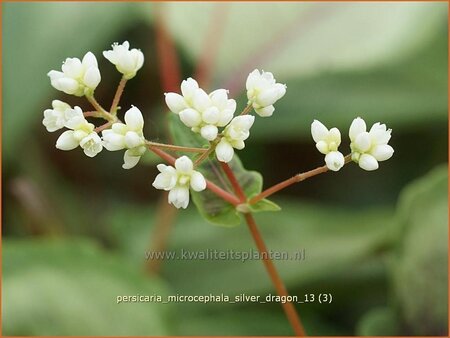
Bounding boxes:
[86,95,115,122]
[239,103,253,116]
[194,141,217,166]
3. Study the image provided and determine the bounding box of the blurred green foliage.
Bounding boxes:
[2,2,448,336]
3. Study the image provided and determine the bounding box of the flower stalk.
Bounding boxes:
[249,155,352,205]
[110,77,127,114]
[220,162,306,336]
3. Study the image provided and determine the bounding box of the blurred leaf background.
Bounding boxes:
[2,2,448,336]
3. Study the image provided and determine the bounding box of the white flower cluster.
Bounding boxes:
[43,40,394,210]
[102,107,147,169]
[152,156,206,209]
[165,69,285,164]
[165,78,237,141]
[44,100,103,157]
[44,41,146,168]
[311,117,394,171]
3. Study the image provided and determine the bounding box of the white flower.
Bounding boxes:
[349,117,394,171]
[48,52,101,96]
[80,132,103,158]
[165,78,236,141]
[325,151,345,172]
[215,115,255,163]
[103,41,144,80]
[311,120,345,171]
[152,156,206,209]
[43,100,83,132]
[246,69,286,117]
[102,106,146,169]
[55,114,102,157]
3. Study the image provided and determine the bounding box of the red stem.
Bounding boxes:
[220,162,306,336]
[220,162,246,202]
[206,181,240,206]
[249,155,352,205]
[110,77,127,114]
[245,213,306,337]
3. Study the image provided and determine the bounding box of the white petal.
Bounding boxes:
[255,105,274,117]
[190,171,206,191]
[311,120,329,143]
[354,132,371,152]
[47,70,64,81]
[65,115,88,130]
[349,117,367,141]
[52,100,71,111]
[315,140,329,154]
[202,106,220,124]
[152,167,177,190]
[215,139,234,163]
[62,58,83,78]
[124,131,143,149]
[102,130,125,151]
[124,106,144,131]
[82,52,98,68]
[209,89,228,109]
[274,83,287,100]
[231,115,255,130]
[225,99,237,113]
[112,122,128,135]
[131,49,144,71]
[192,89,211,111]
[53,77,80,95]
[79,132,103,157]
[369,122,386,133]
[165,93,187,114]
[257,87,282,106]
[56,130,79,150]
[325,151,345,172]
[168,186,190,209]
[200,125,218,141]
[370,127,392,145]
[217,109,234,127]
[83,66,101,90]
[246,69,261,91]
[64,106,84,126]
[103,50,117,64]
[371,144,394,162]
[122,149,141,169]
[179,108,202,128]
[328,127,341,146]
[175,156,193,174]
[180,78,199,99]
[358,154,379,171]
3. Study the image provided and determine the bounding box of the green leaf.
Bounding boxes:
[390,165,448,335]
[168,114,264,226]
[247,198,281,213]
[2,239,172,336]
